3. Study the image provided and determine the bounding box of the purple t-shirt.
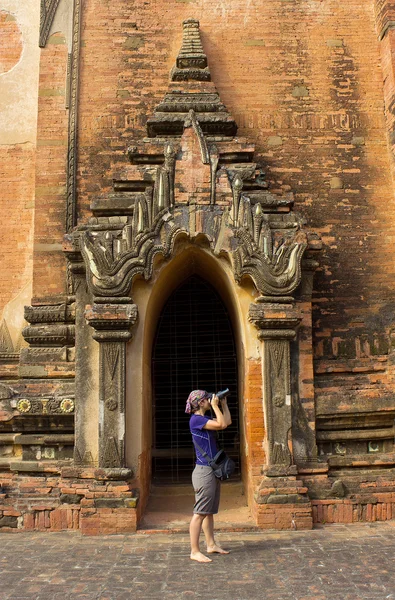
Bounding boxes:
[189,414,218,466]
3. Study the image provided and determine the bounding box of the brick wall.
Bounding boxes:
[32,32,69,301]
[243,359,266,502]
[0,146,34,322]
[0,468,138,535]
[0,8,35,334]
[0,10,22,74]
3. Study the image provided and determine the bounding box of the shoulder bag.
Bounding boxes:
[193,440,235,480]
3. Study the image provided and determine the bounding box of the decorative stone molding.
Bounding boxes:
[85,302,138,342]
[24,304,75,324]
[20,299,76,380]
[63,19,320,479]
[39,0,61,48]
[248,302,301,338]
[22,324,75,347]
[22,301,76,348]
[171,18,209,78]
[66,0,82,236]
[15,398,75,415]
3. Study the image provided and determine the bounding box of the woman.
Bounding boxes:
[185,389,232,563]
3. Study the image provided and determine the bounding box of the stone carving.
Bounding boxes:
[85,302,137,468]
[24,304,75,324]
[60,398,75,413]
[78,203,183,299]
[22,324,75,347]
[15,398,75,415]
[74,444,94,466]
[102,436,121,469]
[105,398,118,411]
[104,344,120,380]
[103,343,121,414]
[73,139,310,299]
[249,302,303,469]
[265,340,292,466]
[17,399,31,413]
[171,18,209,79]
[232,178,308,296]
[185,110,210,164]
[39,0,61,48]
[99,338,125,464]
[20,347,69,363]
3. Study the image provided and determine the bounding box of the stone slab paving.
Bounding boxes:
[1,523,395,599]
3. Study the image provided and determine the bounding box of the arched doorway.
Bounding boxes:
[151,275,240,483]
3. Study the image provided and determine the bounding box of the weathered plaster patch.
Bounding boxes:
[0,10,23,74]
[1,280,32,351]
[49,0,73,50]
[0,0,40,145]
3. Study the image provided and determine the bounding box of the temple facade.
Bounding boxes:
[1,0,395,533]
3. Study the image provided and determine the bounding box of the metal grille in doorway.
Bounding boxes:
[152,275,240,483]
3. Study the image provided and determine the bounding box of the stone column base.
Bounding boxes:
[254,472,313,530]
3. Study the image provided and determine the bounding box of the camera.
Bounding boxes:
[209,388,230,403]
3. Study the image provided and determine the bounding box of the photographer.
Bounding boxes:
[185,389,232,563]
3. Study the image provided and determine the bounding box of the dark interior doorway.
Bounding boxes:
[152,275,240,483]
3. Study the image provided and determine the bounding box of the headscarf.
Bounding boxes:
[185,389,210,414]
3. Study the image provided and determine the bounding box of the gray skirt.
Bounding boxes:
[192,465,221,515]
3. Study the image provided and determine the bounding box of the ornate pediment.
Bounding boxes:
[66,19,320,300]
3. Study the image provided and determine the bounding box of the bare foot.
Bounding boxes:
[190,551,212,563]
[207,544,230,554]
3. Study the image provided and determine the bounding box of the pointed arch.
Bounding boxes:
[124,241,258,504]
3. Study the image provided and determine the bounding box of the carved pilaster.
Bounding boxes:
[249,301,301,473]
[85,301,138,468]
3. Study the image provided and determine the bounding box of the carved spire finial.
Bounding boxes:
[171,19,211,82]
[146,20,237,137]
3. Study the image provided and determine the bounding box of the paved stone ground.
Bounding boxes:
[1,523,395,600]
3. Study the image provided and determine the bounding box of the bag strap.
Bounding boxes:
[193,438,224,466]
[193,438,212,463]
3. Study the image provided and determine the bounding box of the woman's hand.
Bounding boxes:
[210,394,220,408]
